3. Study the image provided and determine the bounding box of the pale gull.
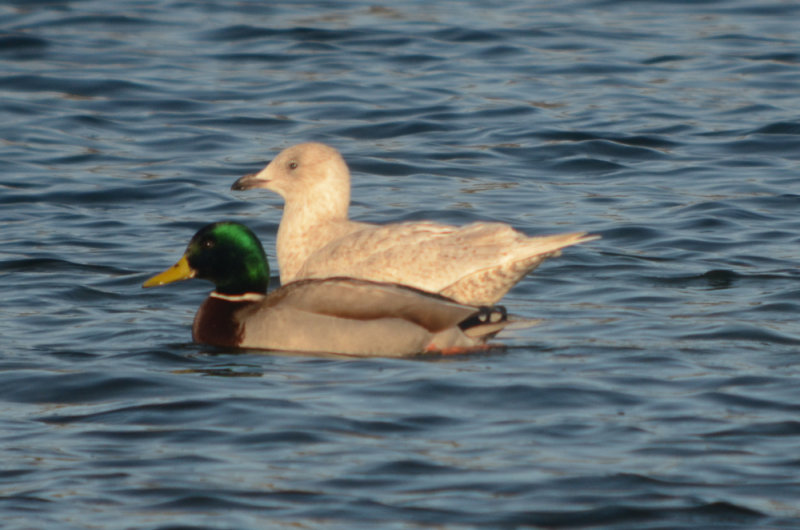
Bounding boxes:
[232,142,598,305]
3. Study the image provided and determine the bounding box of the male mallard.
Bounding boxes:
[143,222,519,357]
[232,142,598,306]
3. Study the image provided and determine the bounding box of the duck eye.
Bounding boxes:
[288,161,298,170]
[202,238,215,249]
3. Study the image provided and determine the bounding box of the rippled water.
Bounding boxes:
[2,0,800,527]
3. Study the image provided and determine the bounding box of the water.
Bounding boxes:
[2,0,800,527]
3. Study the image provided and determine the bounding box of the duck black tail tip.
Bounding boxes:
[459,305,508,330]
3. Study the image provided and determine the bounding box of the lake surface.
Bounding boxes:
[2,0,800,527]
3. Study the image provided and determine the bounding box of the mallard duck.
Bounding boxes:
[142,222,521,357]
[232,142,598,305]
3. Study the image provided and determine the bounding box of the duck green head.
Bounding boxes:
[143,222,270,295]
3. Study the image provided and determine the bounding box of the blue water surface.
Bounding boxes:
[2,0,800,527]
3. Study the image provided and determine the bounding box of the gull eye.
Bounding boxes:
[288,160,298,170]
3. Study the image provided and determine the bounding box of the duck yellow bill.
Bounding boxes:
[142,255,195,288]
